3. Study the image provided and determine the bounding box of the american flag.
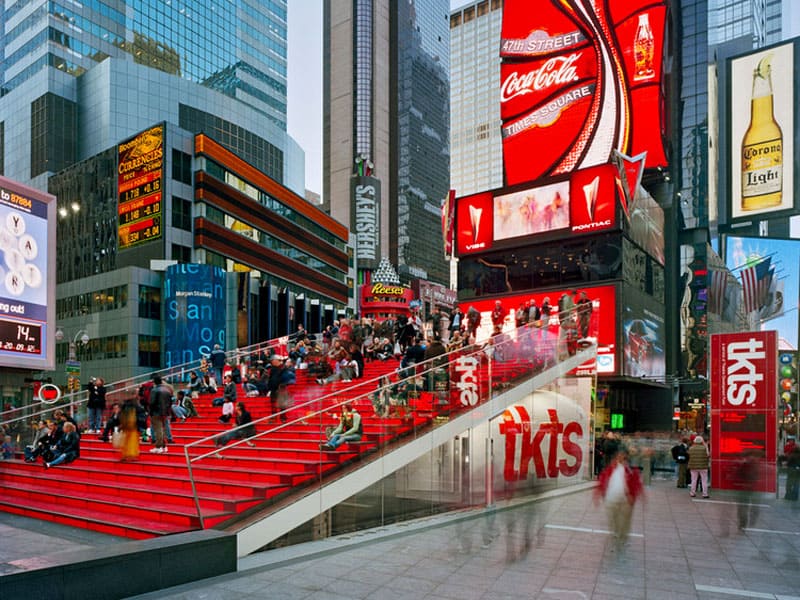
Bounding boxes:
[708,269,727,315]
[741,257,772,313]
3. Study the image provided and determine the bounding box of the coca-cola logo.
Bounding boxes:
[499,406,583,481]
[500,53,582,103]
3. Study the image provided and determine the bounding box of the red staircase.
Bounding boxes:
[0,325,568,541]
[0,357,446,539]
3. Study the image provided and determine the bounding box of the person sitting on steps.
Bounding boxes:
[320,403,362,451]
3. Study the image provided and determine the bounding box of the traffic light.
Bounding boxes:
[778,352,796,417]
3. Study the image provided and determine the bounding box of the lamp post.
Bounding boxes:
[55,328,90,361]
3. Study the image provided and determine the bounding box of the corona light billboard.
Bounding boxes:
[500,0,669,186]
[728,40,797,223]
[710,331,777,493]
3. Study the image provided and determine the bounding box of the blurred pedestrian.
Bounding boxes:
[594,449,644,551]
[119,397,140,461]
[687,435,710,498]
[785,445,800,501]
[735,450,761,530]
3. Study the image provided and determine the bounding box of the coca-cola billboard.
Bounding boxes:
[710,331,777,493]
[501,0,669,186]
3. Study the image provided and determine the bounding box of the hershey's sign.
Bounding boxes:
[352,176,381,268]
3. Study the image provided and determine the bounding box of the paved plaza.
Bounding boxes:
[3,478,800,599]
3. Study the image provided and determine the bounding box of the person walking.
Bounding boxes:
[119,397,140,461]
[594,449,644,551]
[210,344,227,385]
[687,435,710,498]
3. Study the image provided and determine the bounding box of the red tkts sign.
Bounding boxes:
[710,331,777,493]
[500,0,668,186]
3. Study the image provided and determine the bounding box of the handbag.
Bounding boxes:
[111,430,123,449]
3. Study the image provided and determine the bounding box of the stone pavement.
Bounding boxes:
[122,478,800,600]
[2,478,799,599]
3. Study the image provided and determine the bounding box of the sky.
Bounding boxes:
[287,1,470,199]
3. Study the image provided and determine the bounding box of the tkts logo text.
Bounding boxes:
[498,406,582,482]
[724,337,766,407]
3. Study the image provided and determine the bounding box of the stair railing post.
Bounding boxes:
[184,445,205,529]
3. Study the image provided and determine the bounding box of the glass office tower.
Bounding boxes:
[1,0,288,184]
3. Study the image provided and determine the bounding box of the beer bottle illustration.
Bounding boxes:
[633,13,655,80]
[741,53,783,211]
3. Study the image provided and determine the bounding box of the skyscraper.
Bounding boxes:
[449,0,503,197]
[1,0,290,186]
[323,0,451,285]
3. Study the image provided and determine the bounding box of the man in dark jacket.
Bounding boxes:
[45,422,80,468]
[148,375,173,454]
[210,344,227,384]
[671,437,689,488]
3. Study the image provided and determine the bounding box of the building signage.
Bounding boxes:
[455,165,620,256]
[351,176,381,270]
[500,0,668,186]
[371,283,405,296]
[0,176,55,370]
[118,124,164,250]
[163,264,226,369]
[728,41,796,222]
[569,164,617,233]
[710,331,777,493]
[455,191,494,255]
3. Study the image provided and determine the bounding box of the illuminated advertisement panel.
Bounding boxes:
[460,284,617,375]
[570,164,617,234]
[118,124,164,250]
[710,331,777,493]
[164,264,226,369]
[500,0,668,186]
[0,176,55,370]
[455,165,619,257]
[455,191,494,255]
[622,291,665,379]
[729,41,796,222]
[494,180,569,241]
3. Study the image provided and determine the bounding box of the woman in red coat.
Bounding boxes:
[594,449,644,550]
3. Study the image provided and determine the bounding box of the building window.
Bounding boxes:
[138,335,161,368]
[138,285,161,320]
[30,93,77,177]
[172,149,192,185]
[171,244,191,263]
[172,195,192,230]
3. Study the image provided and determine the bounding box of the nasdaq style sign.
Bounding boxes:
[351,176,381,270]
[500,0,669,186]
[117,124,164,250]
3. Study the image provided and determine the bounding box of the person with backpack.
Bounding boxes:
[671,437,690,488]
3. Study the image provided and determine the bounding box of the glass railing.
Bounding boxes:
[181,322,599,548]
[0,334,299,449]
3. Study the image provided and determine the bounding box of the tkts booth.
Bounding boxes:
[449,0,674,432]
[710,331,778,493]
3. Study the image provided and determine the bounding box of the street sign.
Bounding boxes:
[65,360,81,375]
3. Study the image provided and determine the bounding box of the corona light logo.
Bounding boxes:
[498,405,583,482]
[371,283,405,296]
